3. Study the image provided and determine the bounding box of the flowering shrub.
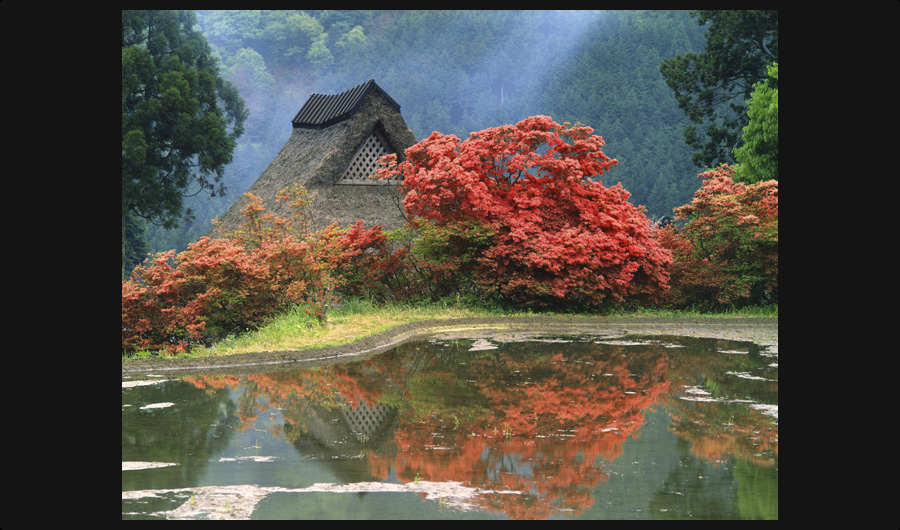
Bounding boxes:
[400,218,496,301]
[123,186,414,354]
[123,237,276,353]
[124,187,315,353]
[658,165,777,310]
[122,120,780,354]
[376,115,671,308]
[317,220,414,303]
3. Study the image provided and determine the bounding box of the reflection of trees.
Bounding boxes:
[376,341,672,518]
[184,339,672,519]
[659,336,778,467]
[181,334,776,519]
[650,335,778,520]
[646,440,777,519]
[122,380,238,494]
[668,401,778,467]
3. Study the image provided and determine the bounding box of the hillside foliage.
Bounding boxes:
[140,10,762,258]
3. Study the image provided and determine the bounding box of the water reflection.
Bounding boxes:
[123,334,777,519]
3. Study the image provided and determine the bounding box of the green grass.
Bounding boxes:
[203,298,526,357]
[124,299,776,360]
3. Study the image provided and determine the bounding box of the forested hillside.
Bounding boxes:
[145,10,716,255]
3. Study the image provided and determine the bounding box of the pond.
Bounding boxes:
[122,331,777,519]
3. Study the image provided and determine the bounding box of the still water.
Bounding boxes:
[122,332,777,519]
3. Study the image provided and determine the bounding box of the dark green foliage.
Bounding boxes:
[122,10,248,275]
[733,63,778,184]
[659,10,778,168]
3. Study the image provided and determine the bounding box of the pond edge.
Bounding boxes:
[122,316,777,376]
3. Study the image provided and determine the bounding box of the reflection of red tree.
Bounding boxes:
[368,345,671,518]
[185,374,242,392]
[184,342,672,519]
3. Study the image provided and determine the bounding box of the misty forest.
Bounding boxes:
[126,10,776,263]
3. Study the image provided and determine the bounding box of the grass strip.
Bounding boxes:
[126,299,777,360]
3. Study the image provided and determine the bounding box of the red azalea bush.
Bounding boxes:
[317,220,414,303]
[123,236,276,354]
[657,165,778,310]
[122,187,408,355]
[376,115,672,309]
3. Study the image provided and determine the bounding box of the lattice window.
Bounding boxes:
[341,401,394,440]
[338,131,401,185]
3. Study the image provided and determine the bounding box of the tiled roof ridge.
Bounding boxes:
[291,79,400,129]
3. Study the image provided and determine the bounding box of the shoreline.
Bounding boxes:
[122,315,777,376]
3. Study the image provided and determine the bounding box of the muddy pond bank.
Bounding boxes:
[122,316,777,377]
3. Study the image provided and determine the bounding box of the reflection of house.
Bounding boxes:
[208,79,418,237]
[341,400,397,442]
[285,396,399,459]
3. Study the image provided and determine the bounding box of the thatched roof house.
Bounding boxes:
[208,79,417,237]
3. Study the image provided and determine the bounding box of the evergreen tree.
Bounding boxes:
[733,62,778,183]
[660,10,777,168]
[122,10,248,277]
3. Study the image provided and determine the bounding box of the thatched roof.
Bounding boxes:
[207,79,417,237]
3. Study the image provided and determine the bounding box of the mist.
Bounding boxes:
[147,10,710,255]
